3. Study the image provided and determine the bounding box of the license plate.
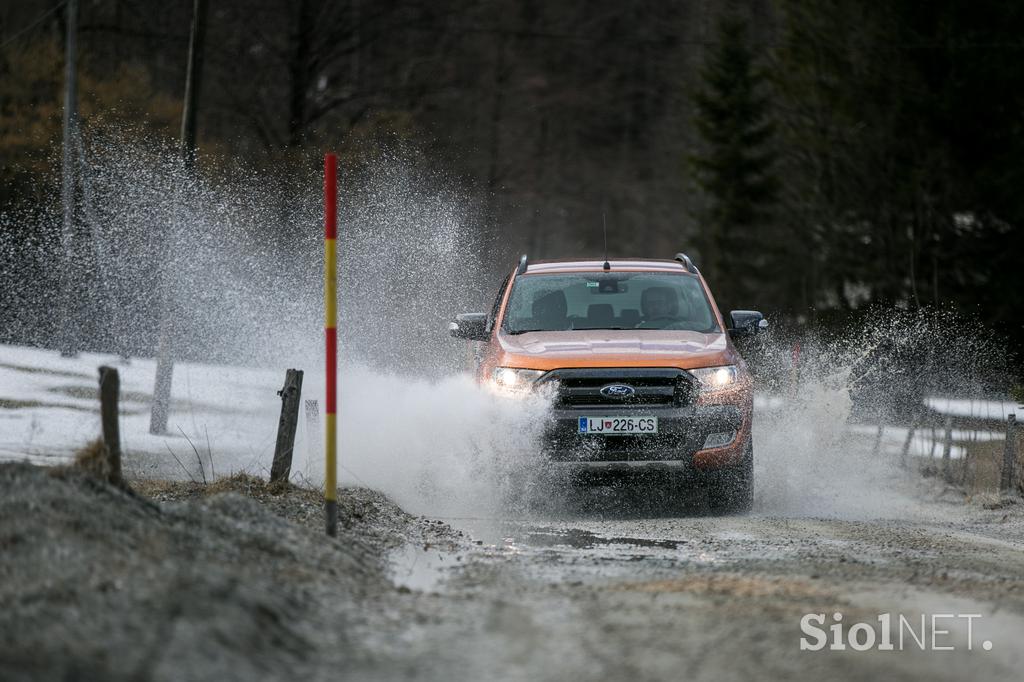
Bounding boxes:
[578,416,658,435]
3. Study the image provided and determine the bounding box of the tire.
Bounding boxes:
[707,438,754,514]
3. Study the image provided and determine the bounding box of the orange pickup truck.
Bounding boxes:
[449,253,766,512]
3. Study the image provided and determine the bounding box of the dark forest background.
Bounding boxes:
[1,0,1022,371]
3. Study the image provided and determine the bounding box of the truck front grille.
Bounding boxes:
[538,368,694,408]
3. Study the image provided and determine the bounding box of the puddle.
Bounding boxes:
[388,544,461,592]
[522,527,686,551]
[440,518,813,587]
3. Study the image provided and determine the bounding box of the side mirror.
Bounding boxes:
[449,312,490,341]
[728,310,768,339]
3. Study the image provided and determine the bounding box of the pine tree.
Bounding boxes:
[689,13,779,309]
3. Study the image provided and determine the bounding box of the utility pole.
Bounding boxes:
[59,0,79,356]
[150,0,208,434]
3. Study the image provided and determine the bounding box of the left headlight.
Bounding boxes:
[690,365,739,392]
[490,367,546,393]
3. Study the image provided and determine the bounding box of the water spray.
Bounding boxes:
[0,131,1014,522]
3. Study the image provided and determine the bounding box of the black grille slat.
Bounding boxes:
[539,368,694,408]
[559,386,676,406]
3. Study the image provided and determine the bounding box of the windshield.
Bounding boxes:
[502,272,720,333]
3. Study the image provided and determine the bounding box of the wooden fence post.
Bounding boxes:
[899,417,918,469]
[1001,413,1017,495]
[270,369,303,484]
[98,366,123,485]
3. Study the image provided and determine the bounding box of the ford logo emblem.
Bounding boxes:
[600,384,636,399]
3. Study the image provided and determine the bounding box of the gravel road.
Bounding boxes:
[385,489,1024,681]
[2,461,1023,681]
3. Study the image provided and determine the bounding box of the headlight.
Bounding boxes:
[690,365,738,392]
[490,367,546,393]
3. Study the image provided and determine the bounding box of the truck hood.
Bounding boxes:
[496,329,733,370]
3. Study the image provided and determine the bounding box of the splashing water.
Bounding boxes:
[1,130,495,372]
[335,369,554,517]
[0,131,1012,520]
[751,312,1011,519]
[0,131,550,518]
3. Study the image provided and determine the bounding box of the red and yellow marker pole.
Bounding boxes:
[324,152,338,537]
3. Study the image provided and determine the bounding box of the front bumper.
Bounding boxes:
[543,403,747,474]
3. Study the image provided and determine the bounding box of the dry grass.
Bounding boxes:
[72,439,114,481]
[134,472,313,503]
[0,398,100,412]
[0,362,91,379]
[131,473,328,532]
[0,395,144,415]
[50,385,153,403]
[58,439,131,491]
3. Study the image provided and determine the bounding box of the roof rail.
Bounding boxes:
[516,254,528,275]
[674,252,700,274]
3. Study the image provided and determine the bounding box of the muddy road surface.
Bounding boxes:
[2,462,1023,681]
[391,492,1024,681]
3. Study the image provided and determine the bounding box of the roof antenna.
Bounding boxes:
[602,212,610,271]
